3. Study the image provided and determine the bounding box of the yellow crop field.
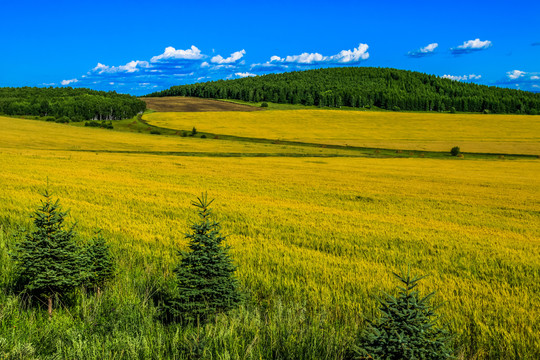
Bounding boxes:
[144,110,540,155]
[0,116,361,157]
[0,115,539,358]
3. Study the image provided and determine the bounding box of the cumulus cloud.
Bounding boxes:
[61,79,78,85]
[442,74,482,81]
[450,39,492,55]
[268,43,369,65]
[407,43,438,58]
[235,72,256,78]
[150,46,203,62]
[531,75,540,80]
[211,49,246,64]
[507,70,526,79]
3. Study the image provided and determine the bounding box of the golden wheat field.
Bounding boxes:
[144,110,540,155]
[1,114,539,357]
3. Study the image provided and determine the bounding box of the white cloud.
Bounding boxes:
[235,72,256,78]
[442,74,481,81]
[150,45,203,62]
[407,43,438,57]
[92,60,150,74]
[211,49,246,64]
[451,39,492,54]
[268,43,369,65]
[507,70,526,79]
[531,75,540,80]
[93,63,109,72]
[61,79,78,85]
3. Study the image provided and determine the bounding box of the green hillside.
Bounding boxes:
[147,67,540,114]
[0,87,146,121]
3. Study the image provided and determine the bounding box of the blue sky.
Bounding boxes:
[1,0,539,95]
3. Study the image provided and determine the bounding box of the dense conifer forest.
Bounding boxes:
[0,87,146,120]
[147,67,540,114]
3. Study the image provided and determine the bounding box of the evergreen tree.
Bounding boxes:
[83,231,115,295]
[165,194,241,323]
[11,190,83,316]
[354,268,453,359]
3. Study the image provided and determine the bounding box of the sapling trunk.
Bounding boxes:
[48,296,53,318]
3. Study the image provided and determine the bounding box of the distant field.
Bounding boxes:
[144,110,540,155]
[142,96,261,112]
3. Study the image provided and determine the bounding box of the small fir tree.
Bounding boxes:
[83,231,114,295]
[354,268,453,359]
[11,190,83,316]
[166,194,241,322]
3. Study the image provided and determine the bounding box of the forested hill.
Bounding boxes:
[0,87,146,121]
[147,67,540,114]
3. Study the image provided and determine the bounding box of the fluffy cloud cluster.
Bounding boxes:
[235,72,256,78]
[407,43,438,58]
[266,43,369,65]
[92,60,150,74]
[450,39,492,55]
[150,46,203,62]
[211,50,246,64]
[492,70,540,91]
[507,70,526,79]
[59,43,372,94]
[61,79,78,85]
[442,74,482,81]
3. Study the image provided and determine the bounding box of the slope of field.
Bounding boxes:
[143,96,261,112]
[0,116,539,358]
[0,116,362,157]
[144,110,540,155]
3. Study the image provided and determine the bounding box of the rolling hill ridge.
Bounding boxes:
[147,67,540,114]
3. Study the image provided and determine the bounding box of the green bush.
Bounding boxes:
[450,146,461,156]
[450,107,456,114]
[191,126,197,136]
[150,130,161,135]
[353,268,453,359]
[200,134,207,139]
[261,102,269,108]
[55,116,70,123]
[392,106,401,112]
[44,116,56,122]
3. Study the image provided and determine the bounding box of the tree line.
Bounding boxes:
[0,87,146,121]
[147,67,540,114]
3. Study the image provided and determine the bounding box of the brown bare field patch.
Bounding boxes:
[142,96,261,112]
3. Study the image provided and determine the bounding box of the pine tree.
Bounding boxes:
[83,231,114,295]
[165,194,241,323]
[354,268,453,359]
[11,190,83,316]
